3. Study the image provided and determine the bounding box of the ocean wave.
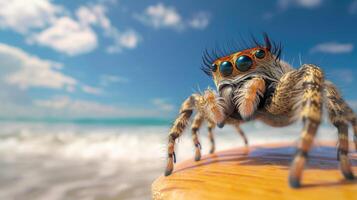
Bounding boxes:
[0,121,340,162]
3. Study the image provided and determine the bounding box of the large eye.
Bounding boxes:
[254,49,266,59]
[211,63,217,72]
[235,55,253,72]
[220,61,233,77]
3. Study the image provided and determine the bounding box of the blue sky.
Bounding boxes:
[0,0,356,119]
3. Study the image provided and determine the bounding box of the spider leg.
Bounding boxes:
[165,90,220,176]
[336,124,354,179]
[288,64,324,188]
[341,103,357,151]
[351,118,357,151]
[325,81,355,179]
[351,116,357,151]
[191,113,204,161]
[165,95,196,176]
[233,123,249,147]
[207,120,216,154]
[342,100,357,151]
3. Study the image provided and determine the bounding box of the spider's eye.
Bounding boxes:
[220,61,233,77]
[235,55,253,72]
[211,63,217,72]
[254,49,266,59]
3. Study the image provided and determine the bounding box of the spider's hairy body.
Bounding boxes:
[165,34,357,188]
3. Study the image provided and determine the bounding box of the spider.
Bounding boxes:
[164,34,357,188]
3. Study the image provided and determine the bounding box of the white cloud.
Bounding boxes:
[310,42,354,54]
[117,30,141,49]
[76,3,141,54]
[135,3,183,30]
[135,3,210,31]
[278,0,323,10]
[34,96,119,117]
[152,98,174,112]
[75,3,143,54]
[265,0,324,19]
[106,29,142,53]
[100,75,128,86]
[29,17,98,56]
[0,93,175,118]
[0,0,141,55]
[0,43,77,90]
[82,85,103,95]
[349,0,357,14]
[297,0,322,8]
[76,4,111,29]
[188,12,210,30]
[0,0,63,33]
[31,96,170,118]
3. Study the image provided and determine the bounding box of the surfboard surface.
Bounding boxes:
[152,143,357,200]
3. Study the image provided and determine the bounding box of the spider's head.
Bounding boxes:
[201,34,283,90]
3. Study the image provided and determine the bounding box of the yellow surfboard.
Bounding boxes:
[152,143,357,200]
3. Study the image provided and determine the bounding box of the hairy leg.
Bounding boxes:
[165,95,196,176]
[337,123,355,179]
[207,120,216,154]
[325,81,355,179]
[233,124,249,147]
[191,113,204,161]
[351,116,357,151]
[165,90,225,176]
[287,64,324,188]
[342,101,357,151]
[348,112,357,151]
[343,104,357,151]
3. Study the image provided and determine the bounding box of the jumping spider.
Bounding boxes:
[165,34,357,188]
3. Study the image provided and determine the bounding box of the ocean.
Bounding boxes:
[0,119,345,200]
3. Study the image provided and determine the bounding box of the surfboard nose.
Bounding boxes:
[152,142,357,200]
